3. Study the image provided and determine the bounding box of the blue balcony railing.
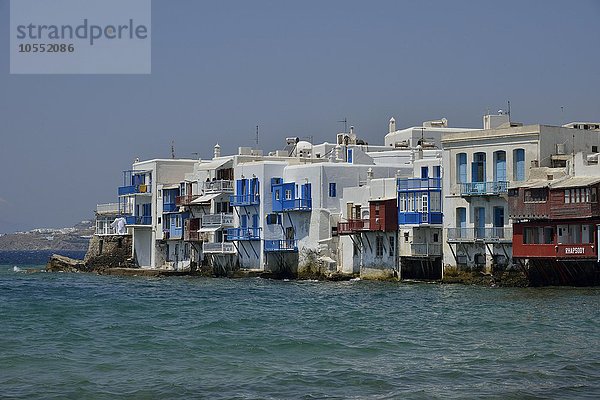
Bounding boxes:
[398,211,443,225]
[125,215,152,225]
[118,184,152,196]
[397,177,442,191]
[460,181,508,196]
[230,194,260,206]
[264,239,298,252]
[163,202,177,212]
[275,198,312,212]
[227,227,261,241]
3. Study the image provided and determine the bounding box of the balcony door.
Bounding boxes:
[472,153,486,183]
[475,207,485,239]
[493,207,504,238]
[456,207,466,238]
[494,151,506,182]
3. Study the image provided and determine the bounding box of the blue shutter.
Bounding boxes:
[458,154,467,183]
[515,149,525,181]
[495,152,506,182]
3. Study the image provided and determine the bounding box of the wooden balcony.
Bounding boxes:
[337,219,370,235]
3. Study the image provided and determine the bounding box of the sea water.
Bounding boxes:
[1,264,598,399]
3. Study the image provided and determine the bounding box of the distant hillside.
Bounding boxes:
[0,220,94,252]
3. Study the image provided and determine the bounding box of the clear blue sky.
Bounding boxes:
[0,0,599,233]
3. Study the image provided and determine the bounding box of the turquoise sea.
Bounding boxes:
[1,262,599,399]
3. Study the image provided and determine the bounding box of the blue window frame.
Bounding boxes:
[433,165,441,178]
[514,149,525,181]
[421,166,429,179]
[329,182,337,197]
[347,149,353,163]
[457,153,467,183]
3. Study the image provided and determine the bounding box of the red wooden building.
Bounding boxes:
[338,198,397,234]
[509,176,600,285]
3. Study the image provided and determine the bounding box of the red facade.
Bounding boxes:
[369,199,397,232]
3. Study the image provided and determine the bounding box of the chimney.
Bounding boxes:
[389,117,396,133]
[213,143,221,159]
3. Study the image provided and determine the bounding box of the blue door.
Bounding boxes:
[240,214,247,229]
[494,151,506,182]
[421,166,429,179]
[493,207,504,239]
[457,208,466,238]
[475,207,485,239]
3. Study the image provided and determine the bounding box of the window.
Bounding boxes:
[593,146,598,153]
[592,187,597,203]
[457,153,467,183]
[524,188,548,203]
[389,236,395,257]
[285,189,292,200]
[376,236,384,257]
[472,152,486,183]
[399,193,407,212]
[347,149,353,163]
[329,183,337,197]
[586,188,590,203]
[433,165,441,178]
[430,192,441,212]
[422,194,428,212]
[421,166,429,179]
[407,193,414,212]
[175,215,181,228]
[404,232,409,242]
[266,214,280,225]
[513,149,525,181]
[275,189,280,201]
[565,190,570,204]
[433,233,439,242]
[543,227,554,244]
[494,150,507,182]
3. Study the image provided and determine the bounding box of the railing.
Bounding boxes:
[460,181,508,196]
[95,225,118,235]
[227,227,261,240]
[230,194,260,206]
[202,213,234,227]
[118,184,152,196]
[125,215,152,225]
[202,242,235,254]
[184,231,207,242]
[410,243,443,257]
[203,180,234,193]
[447,227,513,242]
[264,239,298,252]
[96,203,120,215]
[163,202,177,212]
[281,198,312,211]
[337,219,370,234]
[398,212,443,225]
[176,195,201,206]
[397,177,442,191]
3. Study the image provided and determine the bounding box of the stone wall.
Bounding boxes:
[84,235,135,270]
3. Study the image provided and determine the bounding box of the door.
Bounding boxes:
[475,207,485,239]
[456,208,466,239]
[493,207,504,239]
[240,214,247,229]
[421,166,429,179]
[557,225,568,244]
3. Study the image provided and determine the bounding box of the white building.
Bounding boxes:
[442,114,600,272]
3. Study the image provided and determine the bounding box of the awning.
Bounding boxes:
[199,226,221,233]
[551,176,600,189]
[162,184,180,189]
[190,193,222,204]
[197,158,233,171]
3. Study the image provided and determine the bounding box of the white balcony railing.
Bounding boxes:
[410,243,442,257]
[202,242,235,254]
[96,203,120,215]
[201,213,234,227]
[202,180,234,193]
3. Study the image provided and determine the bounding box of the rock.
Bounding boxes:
[45,254,88,272]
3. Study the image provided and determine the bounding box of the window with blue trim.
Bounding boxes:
[329,182,337,197]
[457,153,467,183]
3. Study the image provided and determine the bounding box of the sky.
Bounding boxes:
[0,0,599,233]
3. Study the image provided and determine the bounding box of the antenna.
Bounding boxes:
[171,140,175,159]
[256,125,259,147]
[507,100,511,122]
[337,117,348,133]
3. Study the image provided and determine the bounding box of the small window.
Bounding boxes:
[266,214,281,225]
[376,236,384,257]
[565,190,570,204]
[329,183,337,197]
[285,189,292,200]
[404,232,409,242]
[593,146,598,153]
[175,215,182,228]
[433,233,439,242]
[275,190,280,201]
[592,187,597,203]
